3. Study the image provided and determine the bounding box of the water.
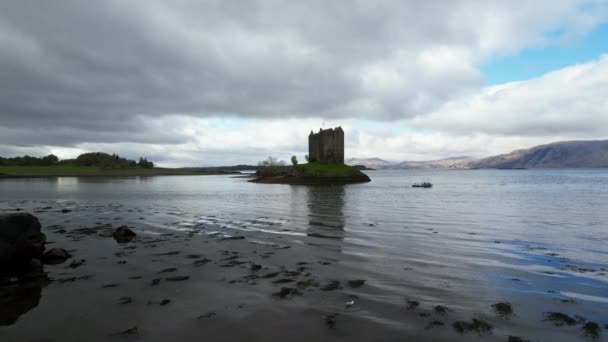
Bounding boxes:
[1,169,607,340]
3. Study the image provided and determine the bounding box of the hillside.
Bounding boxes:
[345,158,394,169]
[467,140,608,169]
[346,156,475,169]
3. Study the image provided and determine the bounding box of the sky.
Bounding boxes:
[1,1,607,166]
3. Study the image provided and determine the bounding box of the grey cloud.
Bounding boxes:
[0,0,606,154]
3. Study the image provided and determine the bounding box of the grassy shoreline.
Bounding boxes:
[251,162,371,185]
[0,166,240,178]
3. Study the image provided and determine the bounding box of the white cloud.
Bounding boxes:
[409,54,608,136]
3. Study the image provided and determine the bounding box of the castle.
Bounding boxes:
[308,127,344,164]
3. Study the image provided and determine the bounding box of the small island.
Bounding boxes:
[251,127,371,185]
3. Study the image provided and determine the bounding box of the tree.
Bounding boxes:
[258,156,285,167]
[138,157,154,169]
[291,155,298,165]
[305,155,309,162]
[41,154,59,166]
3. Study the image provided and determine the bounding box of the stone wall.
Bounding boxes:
[308,127,344,164]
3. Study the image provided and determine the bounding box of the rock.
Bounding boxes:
[347,279,365,288]
[42,248,71,265]
[320,280,342,291]
[197,311,216,319]
[406,300,420,310]
[0,213,46,275]
[118,297,132,305]
[68,258,85,268]
[272,287,302,299]
[582,322,600,339]
[492,302,513,317]
[452,319,493,335]
[324,314,337,328]
[165,275,189,281]
[543,312,577,326]
[111,326,138,336]
[113,226,136,243]
[160,299,171,306]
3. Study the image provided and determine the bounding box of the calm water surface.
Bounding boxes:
[1,169,607,338]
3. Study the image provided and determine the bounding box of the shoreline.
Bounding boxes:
[250,174,371,185]
[0,171,241,179]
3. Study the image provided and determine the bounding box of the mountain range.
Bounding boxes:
[346,140,608,169]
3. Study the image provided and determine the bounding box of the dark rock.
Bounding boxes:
[42,248,71,265]
[193,258,211,266]
[118,297,132,305]
[250,264,262,271]
[60,209,71,214]
[197,311,216,319]
[272,287,302,299]
[543,312,577,326]
[101,283,119,288]
[508,336,530,342]
[111,326,138,336]
[68,258,85,268]
[324,314,337,328]
[406,300,420,310]
[0,213,46,275]
[347,279,365,288]
[492,302,512,317]
[0,275,45,326]
[262,272,280,279]
[582,322,600,339]
[272,278,294,284]
[452,319,493,335]
[221,236,245,241]
[151,278,161,286]
[113,226,136,243]
[165,275,189,281]
[425,320,445,330]
[157,267,177,274]
[296,279,319,289]
[434,305,450,315]
[160,299,171,306]
[320,280,342,291]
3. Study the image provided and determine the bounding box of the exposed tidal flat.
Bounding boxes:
[1,170,607,341]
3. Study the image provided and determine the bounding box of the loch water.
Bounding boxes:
[1,169,607,340]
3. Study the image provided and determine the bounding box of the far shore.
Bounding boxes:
[0,168,242,179]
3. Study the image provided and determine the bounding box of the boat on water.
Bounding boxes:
[412,182,432,188]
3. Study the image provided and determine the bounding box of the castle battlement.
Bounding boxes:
[308,127,344,164]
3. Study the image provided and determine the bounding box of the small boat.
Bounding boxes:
[412,182,432,188]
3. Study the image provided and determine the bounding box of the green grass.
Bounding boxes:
[0,165,104,174]
[293,162,362,177]
[258,162,363,178]
[0,165,178,174]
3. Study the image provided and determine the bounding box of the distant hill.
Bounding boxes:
[467,140,608,169]
[392,156,477,169]
[346,156,475,169]
[345,158,394,169]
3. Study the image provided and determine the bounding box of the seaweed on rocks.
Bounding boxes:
[452,319,493,335]
[543,312,577,326]
[492,302,513,317]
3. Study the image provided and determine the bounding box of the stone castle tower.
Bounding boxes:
[308,127,344,164]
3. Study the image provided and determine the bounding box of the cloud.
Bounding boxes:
[0,1,607,164]
[409,54,608,136]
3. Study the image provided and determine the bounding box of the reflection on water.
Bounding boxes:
[0,276,45,326]
[306,185,345,240]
